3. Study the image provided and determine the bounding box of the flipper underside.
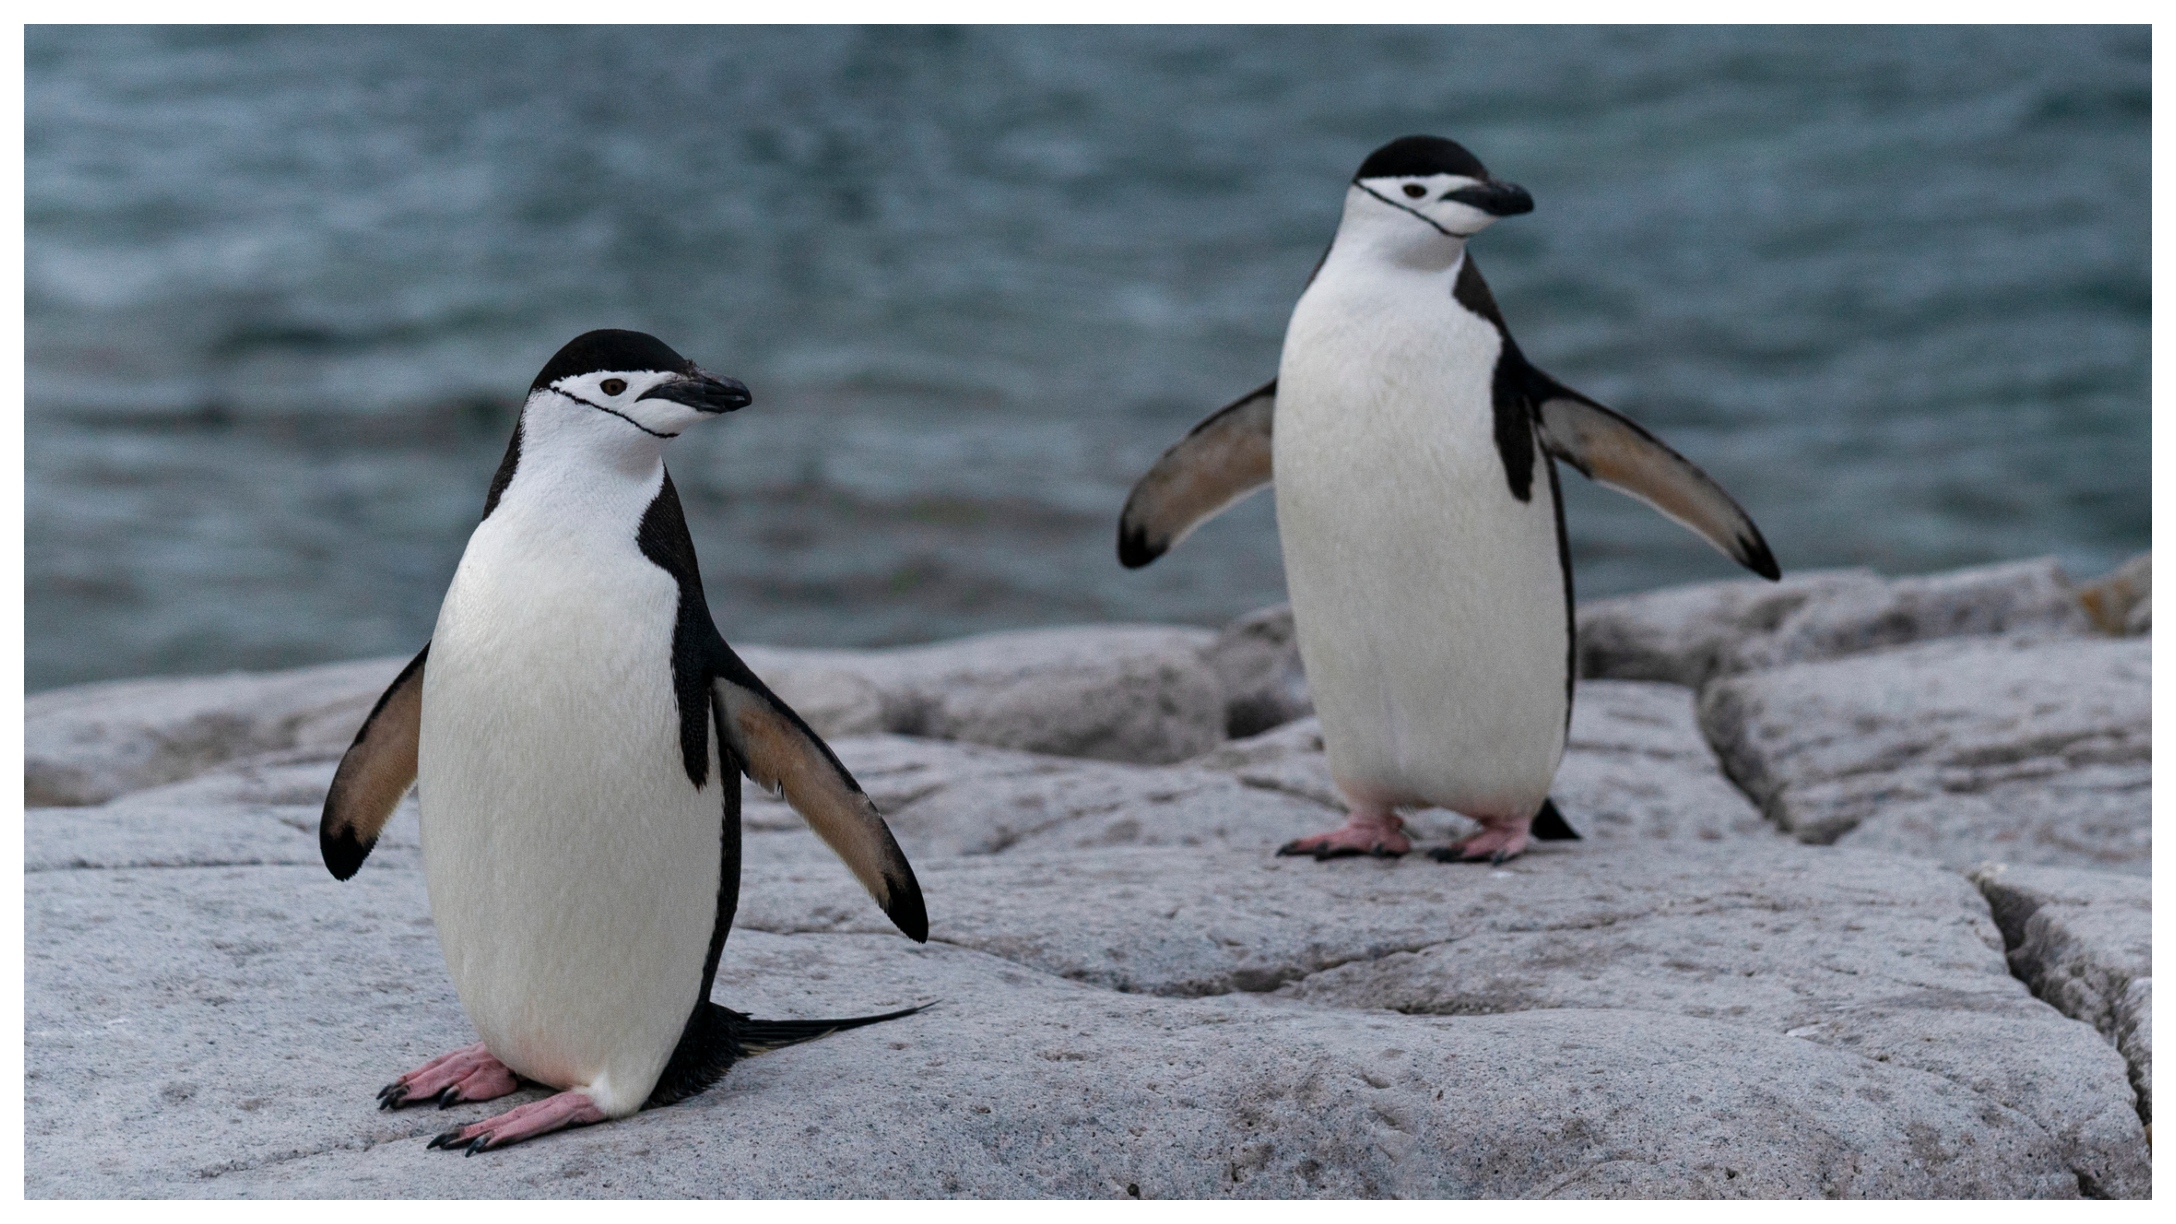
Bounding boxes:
[711,654,928,942]
[1529,372,1780,581]
[1118,380,1276,568]
[320,644,428,879]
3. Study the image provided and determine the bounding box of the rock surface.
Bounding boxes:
[23,559,2155,1197]
[23,656,410,807]
[1577,558,2094,688]
[1971,863,2153,1124]
[1199,603,1312,738]
[26,669,2149,1197]
[1698,635,2150,874]
[740,624,1227,764]
[23,625,1232,812]
[2076,552,2151,636]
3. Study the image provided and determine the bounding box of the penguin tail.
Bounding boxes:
[644,1001,938,1109]
[1530,798,1582,841]
[727,1000,938,1054]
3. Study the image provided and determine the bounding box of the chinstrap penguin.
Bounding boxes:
[1118,135,1779,864]
[321,329,929,1154]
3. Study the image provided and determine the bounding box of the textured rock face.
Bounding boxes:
[1185,681,1777,847]
[1199,603,1312,737]
[739,624,1227,764]
[22,558,2155,1197]
[2076,552,2151,636]
[1698,635,2150,874]
[1971,864,2153,1124]
[23,625,1230,811]
[26,661,2150,1197]
[1578,558,2094,687]
[22,656,409,807]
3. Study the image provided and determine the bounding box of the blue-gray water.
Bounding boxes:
[25,26,2150,691]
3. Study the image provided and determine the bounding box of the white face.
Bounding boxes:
[1352,173,1506,241]
[539,368,719,440]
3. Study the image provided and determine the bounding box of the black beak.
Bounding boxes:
[1446,180,1534,217]
[640,370,752,414]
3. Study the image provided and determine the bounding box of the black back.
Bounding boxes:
[1450,253,1577,727]
[629,470,746,1096]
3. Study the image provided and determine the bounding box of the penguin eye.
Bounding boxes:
[599,379,627,396]
[1402,183,1426,199]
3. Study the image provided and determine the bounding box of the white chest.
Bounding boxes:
[1269,255,1570,817]
[415,465,726,1114]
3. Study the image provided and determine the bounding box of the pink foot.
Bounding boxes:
[1429,817,1532,864]
[1277,804,1410,860]
[428,1089,608,1155]
[378,1042,521,1110]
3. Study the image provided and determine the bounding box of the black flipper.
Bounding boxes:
[637,470,927,944]
[1117,380,1276,568]
[1530,797,1581,841]
[632,467,934,1112]
[319,644,428,879]
[646,1001,934,1108]
[1527,368,1780,581]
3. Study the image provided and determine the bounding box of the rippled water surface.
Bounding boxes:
[25,26,2150,689]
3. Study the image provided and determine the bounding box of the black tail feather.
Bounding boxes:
[1531,797,1581,841]
[645,1000,935,1109]
[729,1002,936,1054]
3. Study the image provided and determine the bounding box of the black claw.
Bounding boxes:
[1490,849,1509,866]
[1369,846,1406,859]
[428,1130,462,1150]
[1274,842,1307,857]
[436,1086,461,1109]
[465,1136,491,1157]
[377,1083,406,1107]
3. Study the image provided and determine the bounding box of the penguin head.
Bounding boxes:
[1342,136,1533,262]
[524,329,751,446]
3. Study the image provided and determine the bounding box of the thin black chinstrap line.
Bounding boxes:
[551,385,681,438]
[1353,180,1482,240]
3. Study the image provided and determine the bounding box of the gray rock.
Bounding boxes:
[1201,603,1312,737]
[2077,552,2150,636]
[2114,979,2151,1125]
[25,624,1227,814]
[27,835,2140,1197]
[741,733,1343,860]
[1185,681,1775,847]
[1969,863,2152,1123]
[24,656,409,807]
[1699,635,2150,873]
[741,624,1226,765]
[23,599,2157,1197]
[1578,558,2092,687]
[1550,680,1779,844]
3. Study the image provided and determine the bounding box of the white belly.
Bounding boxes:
[417,498,723,1117]
[1273,262,1569,819]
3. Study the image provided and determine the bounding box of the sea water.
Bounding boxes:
[25,26,2149,689]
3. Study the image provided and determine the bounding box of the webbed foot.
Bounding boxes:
[427,1089,608,1155]
[1277,804,1409,860]
[1428,821,1531,864]
[378,1042,520,1110]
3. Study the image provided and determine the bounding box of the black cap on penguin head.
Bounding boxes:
[531,329,700,391]
[1354,135,1491,183]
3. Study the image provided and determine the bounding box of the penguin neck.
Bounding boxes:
[491,393,674,532]
[1329,187,1470,276]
